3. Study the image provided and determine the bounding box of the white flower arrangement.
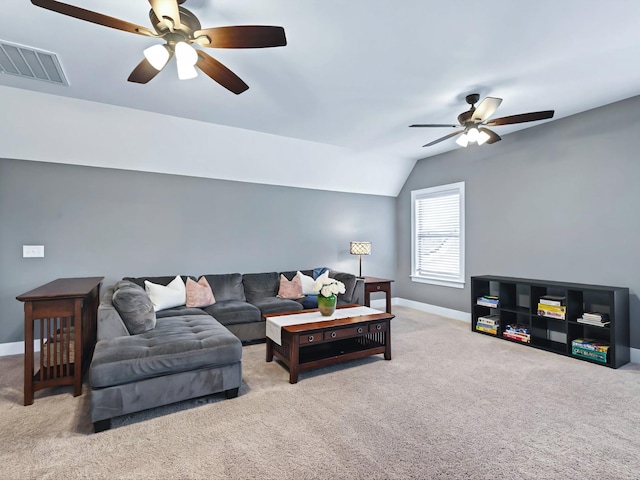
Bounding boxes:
[312,277,346,298]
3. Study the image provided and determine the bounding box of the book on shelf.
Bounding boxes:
[502,331,531,343]
[475,324,497,335]
[476,295,499,308]
[477,314,500,326]
[503,324,530,343]
[571,338,610,353]
[538,295,566,306]
[572,346,607,363]
[537,304,566,320]
[504,324,530,335]
[577,317,610,327]
[582,312,609,321]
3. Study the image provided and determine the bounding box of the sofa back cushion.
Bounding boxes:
[330,270,357,304]
[202,273,246,302]
[111,281,156,335]
[242,272,279,303]
[123,275,192,289]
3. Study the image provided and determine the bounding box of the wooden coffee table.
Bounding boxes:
[265,305,393,383]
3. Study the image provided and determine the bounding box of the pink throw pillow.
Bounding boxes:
[186,277,216,308]
[277,274,304,299]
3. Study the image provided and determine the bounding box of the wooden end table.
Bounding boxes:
[17,277,103,405]
[363,277,394,314]
[265,305,393,384]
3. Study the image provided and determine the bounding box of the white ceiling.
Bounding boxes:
[2,0,640,196]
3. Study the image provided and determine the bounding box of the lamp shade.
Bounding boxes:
[350,241,371,256]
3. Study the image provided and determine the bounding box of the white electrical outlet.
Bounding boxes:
[23,245,44,258]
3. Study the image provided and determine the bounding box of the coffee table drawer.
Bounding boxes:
[324,325,366,340]
[300,332,323,344]
[369,321,388,333]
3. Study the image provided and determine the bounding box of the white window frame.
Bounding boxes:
[411,182,465,288]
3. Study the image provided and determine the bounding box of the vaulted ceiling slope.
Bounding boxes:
[2,1,640,196]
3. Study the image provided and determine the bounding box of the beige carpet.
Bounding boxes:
[1,306,639,480]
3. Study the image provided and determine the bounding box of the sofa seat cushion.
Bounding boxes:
[90,315,242,389]
[250,297,304,316]
[202,300,261,326]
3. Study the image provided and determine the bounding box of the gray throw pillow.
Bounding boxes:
[112,285,156,335]
[113,280,144,292]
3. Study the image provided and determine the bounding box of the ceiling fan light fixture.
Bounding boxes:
[143,44,170,71]
[455,133,469,148]
[466,127,480,143]
[477,130,491,146]
[175,41,199,80]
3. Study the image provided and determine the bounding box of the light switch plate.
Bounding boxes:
[23,245,44,258]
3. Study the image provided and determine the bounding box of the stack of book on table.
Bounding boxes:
[571,338,610,363]
[577,312,610,327]
[475,314,499,335]
[537,294,566,320]
[502,324,531,343]
[476,295,499,308]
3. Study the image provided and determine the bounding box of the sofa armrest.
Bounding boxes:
[97,287,130,341]
[352,278,365,306]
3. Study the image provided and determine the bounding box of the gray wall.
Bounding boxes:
[396,95,640,349]
[0,160,396,345]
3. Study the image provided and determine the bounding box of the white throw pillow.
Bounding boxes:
[144,275,186,311]
[297,270,330,295]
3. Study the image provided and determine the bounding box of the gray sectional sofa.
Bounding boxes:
[90,268,361,432]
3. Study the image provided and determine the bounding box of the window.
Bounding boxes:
[411,182,465,288]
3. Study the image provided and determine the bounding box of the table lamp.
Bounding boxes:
[350,241,371,278]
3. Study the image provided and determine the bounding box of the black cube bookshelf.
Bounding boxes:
[471,275,630,368]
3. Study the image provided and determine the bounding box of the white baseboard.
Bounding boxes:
[0,340,40,357]
[1,299,638,364]
[393,297,471,323]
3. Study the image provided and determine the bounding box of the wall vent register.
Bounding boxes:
[0,40,68,86]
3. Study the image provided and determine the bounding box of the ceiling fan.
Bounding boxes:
[410,94,554,147]
[30,0,287,94]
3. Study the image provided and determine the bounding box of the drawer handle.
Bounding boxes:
[331,331,337,338]
[376,285,381,290]
[376,324,382,331]
[308,335,314,342]
[357,327,363,334]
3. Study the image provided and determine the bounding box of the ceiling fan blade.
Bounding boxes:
[422,130,464,147]
[194,26,287,48]
[472,97,502,122]
[31,0,155,36]
[410,124,459,128]
[148,0,180,29]
[196,51,249,94]
[485,110,555,126]
[479,127,501,144]
[127,56,169,84]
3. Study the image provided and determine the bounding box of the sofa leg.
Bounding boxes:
[94,419,111,433]
[225,387,239,399]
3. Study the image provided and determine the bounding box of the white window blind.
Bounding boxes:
[411,182,465,288]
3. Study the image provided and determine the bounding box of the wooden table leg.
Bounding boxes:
[385,291,392,314]
[384,322,392,361]
[24,303,34,406]
[73,299,83,397]
[266,338,274,362]
[289,335,300,384]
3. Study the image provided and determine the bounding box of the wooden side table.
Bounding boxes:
[363,277,394,314]
[17,277,103,406]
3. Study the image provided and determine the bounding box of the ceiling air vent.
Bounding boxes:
[0,40,68,86]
